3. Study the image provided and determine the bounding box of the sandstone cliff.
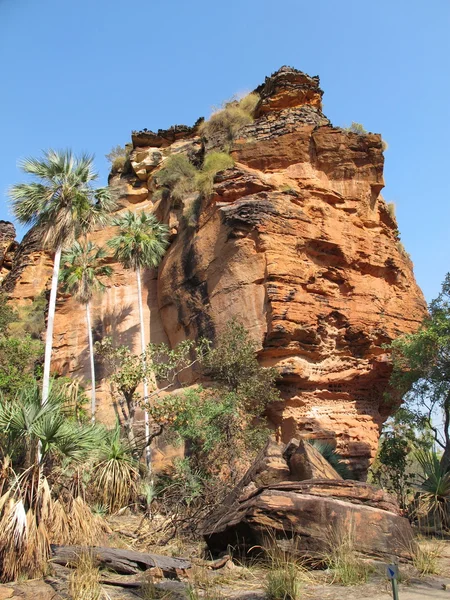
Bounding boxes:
[2,66,427,477]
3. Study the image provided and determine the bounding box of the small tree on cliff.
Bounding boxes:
[390,273,450,470]
[9,151,115,412]
[59,241,113,422]
[108,210,169,468]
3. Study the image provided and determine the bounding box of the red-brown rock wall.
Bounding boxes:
[1,67,427,475]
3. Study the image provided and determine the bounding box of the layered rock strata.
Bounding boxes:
[201,439,414,560]
[2,66,427,475]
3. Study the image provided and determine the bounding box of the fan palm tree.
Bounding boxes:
[0,383,105,470]
[9,150,115,410]
[60,241,113,422]
[108,210,169,468]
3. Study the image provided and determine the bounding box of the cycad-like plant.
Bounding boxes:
[108,210,169,468]
[9,151,116,410]
[415,449,450,530]
[308,440,353,479]
[92,422,140,513]
[60,241,113,422]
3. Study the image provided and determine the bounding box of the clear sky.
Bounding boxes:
[1,0,448,303]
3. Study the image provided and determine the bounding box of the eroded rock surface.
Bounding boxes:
[2,66,427,472]
[201,438,414,561]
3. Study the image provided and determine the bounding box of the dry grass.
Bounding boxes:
[386,202,396,220]
[411,540,444,576]
[257,531,309,600]
[111,156,127,173]
[199,93,259,148]
[68,551,102,600]
[321,523,372,586]
[0,468,109,582]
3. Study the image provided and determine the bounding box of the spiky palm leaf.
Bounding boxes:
[108,210,169,271]
[415,449,450,527]
[92,421,140,513]
[9,150,116,250]
[308,440,353,479]
[0,384,105,468]
[60,241,112,305]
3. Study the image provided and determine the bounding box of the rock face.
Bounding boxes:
[201,439,414,561]
[2,66,427,475]
[0,221,18,284]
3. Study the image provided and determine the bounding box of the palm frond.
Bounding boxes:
[9,150,117,250]
[108,210,169,271]
[60,240,113,305]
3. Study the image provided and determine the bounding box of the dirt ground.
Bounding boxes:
[1,515,449,599]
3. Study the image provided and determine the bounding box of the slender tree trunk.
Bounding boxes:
[86,301,96,423]
[42,246,62,405]
[136,267,151,469]
[39,245,62,463]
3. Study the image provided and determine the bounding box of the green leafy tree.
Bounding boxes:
[108,210,169,468]
[0,294,43,400]
[95,337,207,455]
[9,151,115,413]
[390,273,450,470]
[150,321,281,494]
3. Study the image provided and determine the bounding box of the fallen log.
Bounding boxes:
[50,545,191,577]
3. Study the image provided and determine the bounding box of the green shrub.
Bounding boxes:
[199,93,259,148]
[157,154,197,202]
[196,152,235,196]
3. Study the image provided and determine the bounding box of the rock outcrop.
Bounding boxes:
[0,221,18,284]
[201,439,414,561]
[2,66,427,476]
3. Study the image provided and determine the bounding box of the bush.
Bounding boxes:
[344,122,367,135]
[199,93,259,149]
[105,144,129,163]
[196,152,235,197]
[157,154,197,201]
[386,202,396,220]
[111,155,127,172]
[156,151,234,208]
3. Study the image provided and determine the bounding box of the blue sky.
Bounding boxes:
[1,0,448,302]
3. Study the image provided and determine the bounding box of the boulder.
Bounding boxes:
[202,479,414,560]
[201,438,414,561]
[283,438,342,481]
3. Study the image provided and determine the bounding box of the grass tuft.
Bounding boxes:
[321,523,372,586]
[411,541,443,576]
[68,552,102,600]
[199,93,259,148]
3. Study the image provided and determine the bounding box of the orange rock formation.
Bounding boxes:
[1,67,427,477]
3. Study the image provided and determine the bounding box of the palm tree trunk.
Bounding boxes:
[42,246,62,406]
[86,301,96,423]
[136,267,151,470]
